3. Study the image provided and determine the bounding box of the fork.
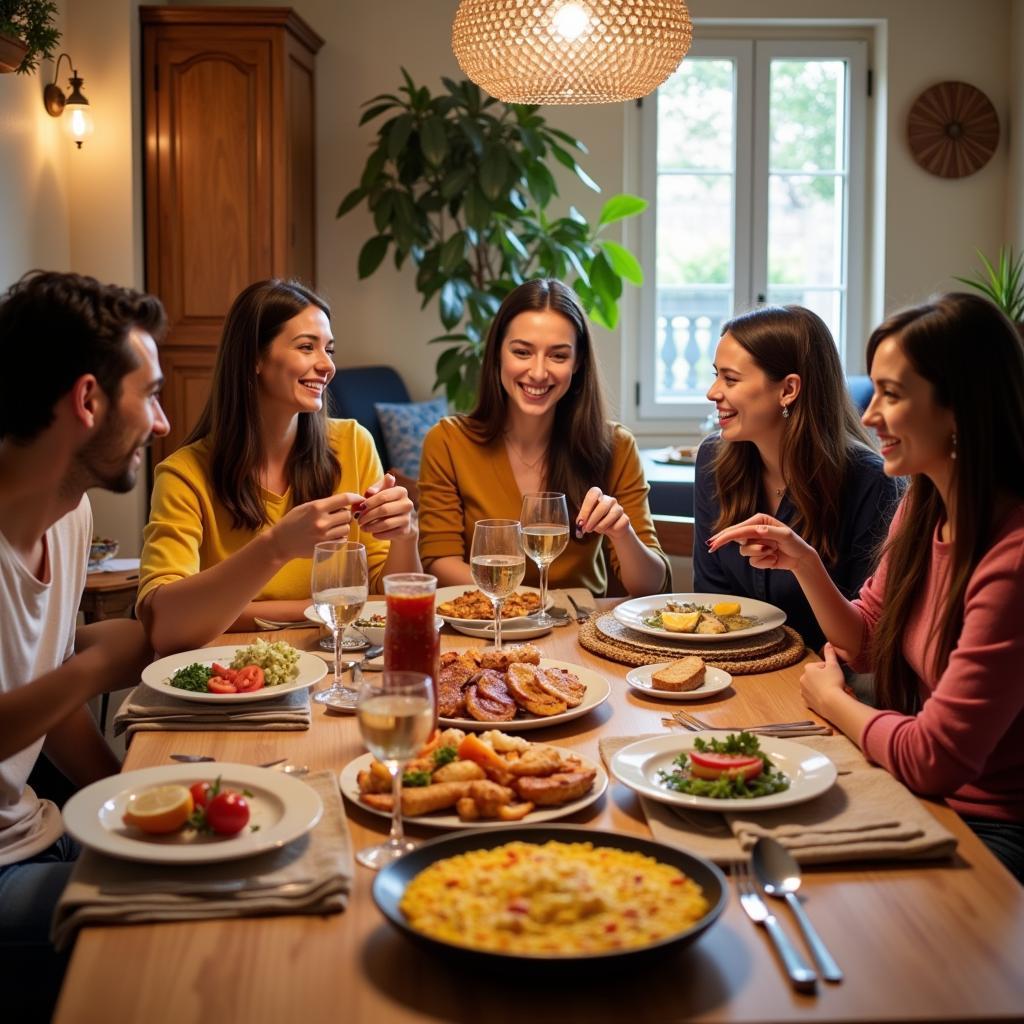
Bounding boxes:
[169,755,288,767]
[672,709,827,733]
[732,859,817,993]
[566,593,592,624]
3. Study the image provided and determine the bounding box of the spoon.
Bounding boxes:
[169,755,287,768]
[752,837,843,983]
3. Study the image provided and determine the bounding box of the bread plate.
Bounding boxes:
[625,663,733,701]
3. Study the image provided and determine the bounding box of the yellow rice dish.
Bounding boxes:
[399,840,709,955]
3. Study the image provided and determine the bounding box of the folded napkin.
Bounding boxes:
[113,684,311,740]
[51,770,353,950]
[599,734,958,866]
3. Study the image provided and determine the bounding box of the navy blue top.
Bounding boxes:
[693,435,902,651]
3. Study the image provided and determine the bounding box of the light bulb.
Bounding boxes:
[551,3,590,42]
[64,102,93,148]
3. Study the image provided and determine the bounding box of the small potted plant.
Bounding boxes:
[954,246,1024,335]
[0,0,60,75]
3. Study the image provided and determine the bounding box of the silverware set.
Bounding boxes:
[665,708,832,738]
[168,755,309,775]
[566,592,592,623]
[732,838,843,993]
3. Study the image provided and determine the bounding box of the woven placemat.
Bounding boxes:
[578,614,807,674]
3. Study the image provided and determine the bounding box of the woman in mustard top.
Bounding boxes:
[418,279,669,597]
[139,280,419,654]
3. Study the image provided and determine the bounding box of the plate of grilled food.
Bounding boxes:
[437,645,611,731]
[435,586,547,626]
[612,593,786,643]
[341,728,606,829]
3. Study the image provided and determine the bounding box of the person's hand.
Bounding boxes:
[269,491,360,560]
[800,643,847,715]
[355,473,416,540]
[576,487,631,540]
[707,513,816,573]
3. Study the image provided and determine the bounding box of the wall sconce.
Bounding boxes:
[43,53,93,148]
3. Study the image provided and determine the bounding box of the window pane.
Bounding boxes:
[658,59,734,172]
[769,60,845,172]
[766,287,843,344]
[767,174,843,288]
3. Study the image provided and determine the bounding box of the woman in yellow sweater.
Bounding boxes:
[138,280,419,653]
[419,279,668,597]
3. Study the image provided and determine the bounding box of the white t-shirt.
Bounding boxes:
[0,496,91,866]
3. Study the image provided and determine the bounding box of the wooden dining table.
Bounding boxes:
[54,606,1024,1023]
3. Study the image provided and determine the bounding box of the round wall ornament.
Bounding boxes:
[907,81,999,178]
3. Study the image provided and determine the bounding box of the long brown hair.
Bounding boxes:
[867,293,1024,713]
[186,279,340,530]
[464,279,612,512]
[712,305,873,563]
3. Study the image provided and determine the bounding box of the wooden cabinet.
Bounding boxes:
[141,6,322,463]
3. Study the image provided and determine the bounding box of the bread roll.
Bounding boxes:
[651,656,706,692]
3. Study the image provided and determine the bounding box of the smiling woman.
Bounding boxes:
[136,279,421,654]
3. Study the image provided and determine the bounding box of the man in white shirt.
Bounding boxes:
[0,270,170,1016]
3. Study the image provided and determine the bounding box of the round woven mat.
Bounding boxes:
[578,614,807,674]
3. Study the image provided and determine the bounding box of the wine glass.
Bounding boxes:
[311,541,368,702]
[520,492,569,628]
[470,518,525,651]
[355,670,435,869]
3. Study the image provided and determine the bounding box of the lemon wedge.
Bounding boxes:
[661,610,701,632]
[712,601,741,617]
[122,784,194,835]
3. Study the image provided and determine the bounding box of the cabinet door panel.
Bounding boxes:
[152,347,216,466]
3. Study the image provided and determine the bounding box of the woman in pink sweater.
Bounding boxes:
[709,293,1024,882]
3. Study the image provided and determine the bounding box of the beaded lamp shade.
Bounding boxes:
[451,0,693,105]
[907,81,1000,179]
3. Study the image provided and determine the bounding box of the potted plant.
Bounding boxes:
[338,69,647,410]
[0,0,60,74]
[954,246,1024,330]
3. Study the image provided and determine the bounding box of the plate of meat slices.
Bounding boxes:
[340,728,607,829]
[436,645,611,732]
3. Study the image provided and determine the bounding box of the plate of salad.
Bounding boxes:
[609,732,837,812]
[140,640,326,704]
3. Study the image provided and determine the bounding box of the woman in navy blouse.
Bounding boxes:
[694,305,900,650]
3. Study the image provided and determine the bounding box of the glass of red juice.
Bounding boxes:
[383,574,440,718]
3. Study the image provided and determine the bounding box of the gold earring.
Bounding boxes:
[951,433,957,460]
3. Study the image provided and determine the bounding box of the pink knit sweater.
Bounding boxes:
[849,501,1024,822]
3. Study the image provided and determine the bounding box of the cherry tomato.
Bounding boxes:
[212,663,237,681]
[205,791,250,835]
[189,781,214,809]
[208,676,237,694]
[233,664,265,692]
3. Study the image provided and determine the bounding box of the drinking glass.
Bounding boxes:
[520,492,569,628]
[311,541,368,702]
[470,518,525,651]
[383,574,440,722]
[355,669,435,869]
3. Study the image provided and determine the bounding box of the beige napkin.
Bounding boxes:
[599,734,958,866]
[51,770,352,950]
[113,684,311,739]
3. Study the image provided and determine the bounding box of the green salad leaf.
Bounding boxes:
[657,731,790,799]
[169,663,213,692]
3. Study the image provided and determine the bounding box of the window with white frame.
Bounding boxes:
[633,38,868,420]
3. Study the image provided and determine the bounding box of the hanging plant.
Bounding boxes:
[0,1,60,74]
[338,69,647,410]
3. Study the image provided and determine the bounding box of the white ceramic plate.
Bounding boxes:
[612,593,786,643]
[434,584,548,627]
[304,601,442,647]
[440,658,611,732]
[140,645,326,704]
[609,733,837,812]
[339,748,607,829]
[62,762,323,864]
[625,664,733,701]
[447,619,554,641]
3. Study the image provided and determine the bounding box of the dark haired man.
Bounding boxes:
[0,270,169,1011]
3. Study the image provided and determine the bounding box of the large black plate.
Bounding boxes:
[372,824,727,969]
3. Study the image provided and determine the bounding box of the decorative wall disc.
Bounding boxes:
[907,81,999,178]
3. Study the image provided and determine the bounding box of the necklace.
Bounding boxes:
[504,435,547,470]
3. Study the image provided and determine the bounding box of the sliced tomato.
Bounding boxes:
[207,676,237,694]
[206,791,250,835]
[233,664,265,692]
[211,663,237,681]
[189,781,214,809]
[689,750,765,782]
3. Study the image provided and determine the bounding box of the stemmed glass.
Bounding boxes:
[520,492,569,628]
[470,518,525,651]
[311,541,368,702]
[355,670,435,869]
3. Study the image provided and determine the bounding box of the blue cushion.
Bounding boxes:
[374,398,447,477]
[846,375,874,414]
[327,366,411,465]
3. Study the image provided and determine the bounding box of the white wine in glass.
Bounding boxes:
[356,670,434,869]
[470,518,525,651]
[520,492,569,627]
[311,541,368,702]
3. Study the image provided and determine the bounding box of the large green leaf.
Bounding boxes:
[440,166,473,200]
[336,186,366,219]
[371,190,395,233]
[457,115,485,157]
[590,250,623,302]
[480,145,510,202]
[524,162,557,209]
[439,280,465,329]
[360,146,388,190]
[440,232,467,274]
[597,194,648,228]
[463,186,492,232]
[358,236,391,279]
[419,116,448,167]
[387,114,415,160]
[548,142,600,192]
[359,102,397,126]
[600,240,644,285]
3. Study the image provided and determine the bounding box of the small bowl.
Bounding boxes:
[89,538,119,564]
[348,601,444,646]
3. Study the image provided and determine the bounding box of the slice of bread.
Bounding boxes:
[651,656,706,692]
